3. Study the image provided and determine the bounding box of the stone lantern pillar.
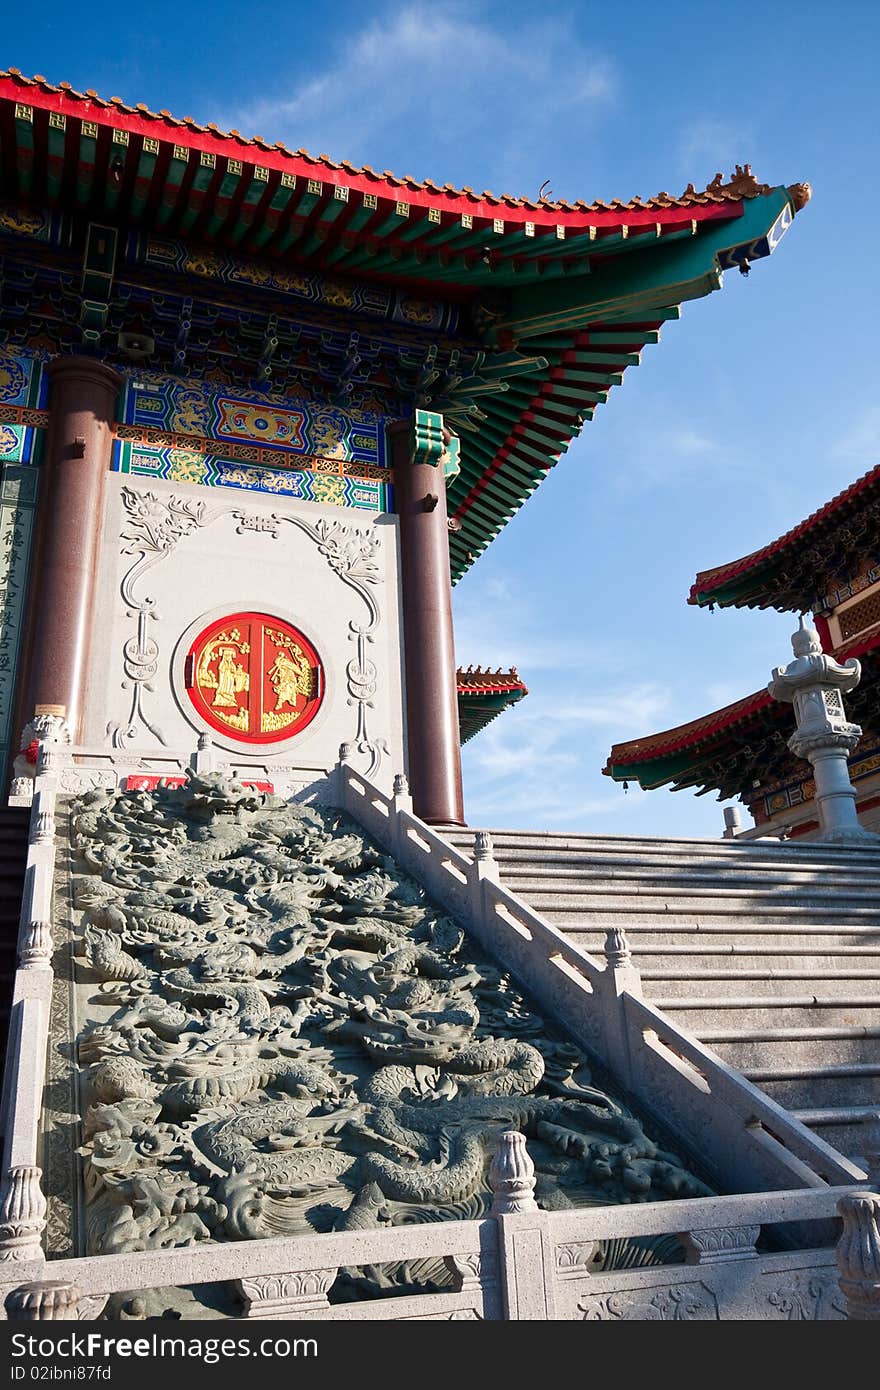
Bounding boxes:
[768,617,878,844]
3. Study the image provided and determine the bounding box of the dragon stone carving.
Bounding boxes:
[58,773,711,1305]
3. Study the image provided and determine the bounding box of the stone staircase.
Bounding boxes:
[443,827,880,1165]
[0,806,29,1063]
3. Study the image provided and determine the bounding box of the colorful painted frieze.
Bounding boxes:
[113,441,385,511]
[117,371,388,468]
[131,235,460,335]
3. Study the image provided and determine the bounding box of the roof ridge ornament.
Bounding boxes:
[704,164,774,199]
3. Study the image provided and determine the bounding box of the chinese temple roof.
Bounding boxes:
[0,69,810,582]
[690,462,880,612]
[603,630,880,799]
[456,666,528,744]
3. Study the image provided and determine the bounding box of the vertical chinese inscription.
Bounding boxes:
[0,467,38,783]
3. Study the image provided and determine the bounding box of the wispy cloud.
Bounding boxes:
[454,566,615,675]
[677,118,756,183]
[596,414,728,499]
[455,562,674,827]
[462,682,673,827]
[832,405,880,467]
[223,3,617,191]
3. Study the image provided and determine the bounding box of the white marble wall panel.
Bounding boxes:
[83,474,406,793]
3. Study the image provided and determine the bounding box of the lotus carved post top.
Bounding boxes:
[58,772,710,1307]
[768,618,880,843]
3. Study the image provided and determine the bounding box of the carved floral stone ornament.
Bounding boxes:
[45,772,710,1312]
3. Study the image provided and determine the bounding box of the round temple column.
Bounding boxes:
[17,356,121,742]
[390,415,465,826]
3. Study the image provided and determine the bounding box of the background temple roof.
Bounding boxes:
[690,462,880,613]
[604,628,880,799]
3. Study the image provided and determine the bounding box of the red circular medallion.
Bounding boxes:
[185,612,324,744]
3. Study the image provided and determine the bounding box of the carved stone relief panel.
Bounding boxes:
[45,773,713,1315]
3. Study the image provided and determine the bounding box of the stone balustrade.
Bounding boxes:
[339,764,864,1196]
[1,1165,873,1320]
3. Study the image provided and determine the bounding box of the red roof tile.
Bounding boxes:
[0,69,809,231]
[456,666,528,696]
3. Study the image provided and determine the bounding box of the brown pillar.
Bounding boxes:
[17,356,121,742]
[391,415,465,825]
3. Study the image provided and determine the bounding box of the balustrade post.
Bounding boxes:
[469,830,499,926]
[489,1131,556,1319]
[594,927,642,1090]
[836,1191,880,1319]
[5,1281,81,1320]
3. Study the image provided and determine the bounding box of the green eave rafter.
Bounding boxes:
[447,190,799,580]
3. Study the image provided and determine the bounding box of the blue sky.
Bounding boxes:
[5,1,878,834]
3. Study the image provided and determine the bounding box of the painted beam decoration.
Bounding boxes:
[113,370,389,511]
[134,234,460,335]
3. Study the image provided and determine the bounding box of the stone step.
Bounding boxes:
[486,846,880,873]
[484,856,880,884]
[791,1108,877,1163]
[744,1064,880,1110]
[445,824,880,1163]
[503,865,880,893]
[566,925,880,949]
[448,826,880,854]
[448,832,880,867]
[696,1028,880,1072]
[616,944,880,958]
[637,951,880,972]
[519,892,880,919]
[655,997,880,1032]
[640,973,880,998]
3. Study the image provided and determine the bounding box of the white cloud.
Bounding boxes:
[677,118,755,183]
[598,416,729,499]
[462,677,673,828]
[832,405,880,467]
[223,3,617,188]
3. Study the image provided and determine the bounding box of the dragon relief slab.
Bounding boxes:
[46,773,711,1309]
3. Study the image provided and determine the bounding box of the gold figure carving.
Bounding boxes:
[196,630,251,716]
[267,647,311,710]
[213,647,249,707]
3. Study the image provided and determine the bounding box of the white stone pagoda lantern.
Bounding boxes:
[768,617,878,844]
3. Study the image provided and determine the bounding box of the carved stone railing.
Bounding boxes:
[337,764,865,1195]
[1,1165,870,1320]
[0,752,59,1264]
[8,738,335,805]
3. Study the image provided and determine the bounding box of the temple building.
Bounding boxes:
[4,68,872,1327]
[604,461,880,838]
[0,68,810,825]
